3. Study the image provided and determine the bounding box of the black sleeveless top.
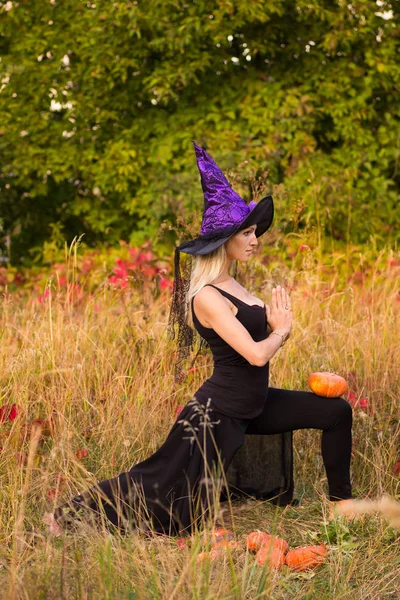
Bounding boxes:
[190,284,270,419]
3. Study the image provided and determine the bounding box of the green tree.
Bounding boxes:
[1,0,399,264]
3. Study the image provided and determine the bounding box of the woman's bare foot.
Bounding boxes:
[43,512,63,536]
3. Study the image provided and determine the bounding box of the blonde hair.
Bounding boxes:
[186,243,236,329]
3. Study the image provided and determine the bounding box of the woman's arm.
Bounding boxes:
[193,288,286,367]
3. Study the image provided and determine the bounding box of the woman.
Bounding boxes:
[44,143,354,536]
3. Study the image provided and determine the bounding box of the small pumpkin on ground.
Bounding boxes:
[246,531,289,554]
[285,544,328,571]
[263,535,289,554]
[308,372,347,398]
[246,531,271,553]
[256,546,286,569]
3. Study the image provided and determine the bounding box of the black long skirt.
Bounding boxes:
[54,397,293,535]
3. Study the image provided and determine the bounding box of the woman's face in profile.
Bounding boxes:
[225,224,258,262]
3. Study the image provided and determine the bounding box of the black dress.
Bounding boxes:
[53,284,294,535]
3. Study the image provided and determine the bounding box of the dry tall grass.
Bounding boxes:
[0,242,399,599]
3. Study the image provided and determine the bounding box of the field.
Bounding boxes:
[0,238,399,599]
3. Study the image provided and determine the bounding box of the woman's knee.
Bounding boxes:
[331,397,353,424]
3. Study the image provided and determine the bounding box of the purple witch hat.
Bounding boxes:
[176,142,274,255]
[168,142,274,382]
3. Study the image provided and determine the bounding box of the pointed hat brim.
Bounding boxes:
[176,195,274,255]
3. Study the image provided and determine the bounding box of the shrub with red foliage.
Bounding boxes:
[108,245,173,290]
[346,390,373,413]
[3,241,175,297]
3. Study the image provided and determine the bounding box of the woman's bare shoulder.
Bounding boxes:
[194,285,228,305]
[193,285,235,311]
[193,286,236,328]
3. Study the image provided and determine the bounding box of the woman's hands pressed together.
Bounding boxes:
[265,285,292,342]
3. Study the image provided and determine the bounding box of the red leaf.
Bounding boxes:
[76,448,89,460]
[15,452,27,465]
[114,266,129,278]
[392,461,400,477]
[347,390,357,404]
[346,391,372,413]
[47,488,60,501]
[81,428,93,440]
[137,250,153,264]
[128,247,140,261]
[388,258,400,268]
[175,406,184,417]
[159,276,173,291]
[37,289,51,303]
[108,275,128,289]
[55,473,67,485]
[8,403,21,421]
[187,367,199,375]
[175,537,191,550]
[358,397,370,412]
[82,259,93,272]
[140,265,157,278]
[0,403,21,423]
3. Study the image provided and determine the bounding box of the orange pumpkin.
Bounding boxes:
[285,544,327,571]
[245,531,271,553]
[308,372,347,398]
[246,531,289,554]
[256,546,286,569]
[262,535,289,554]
